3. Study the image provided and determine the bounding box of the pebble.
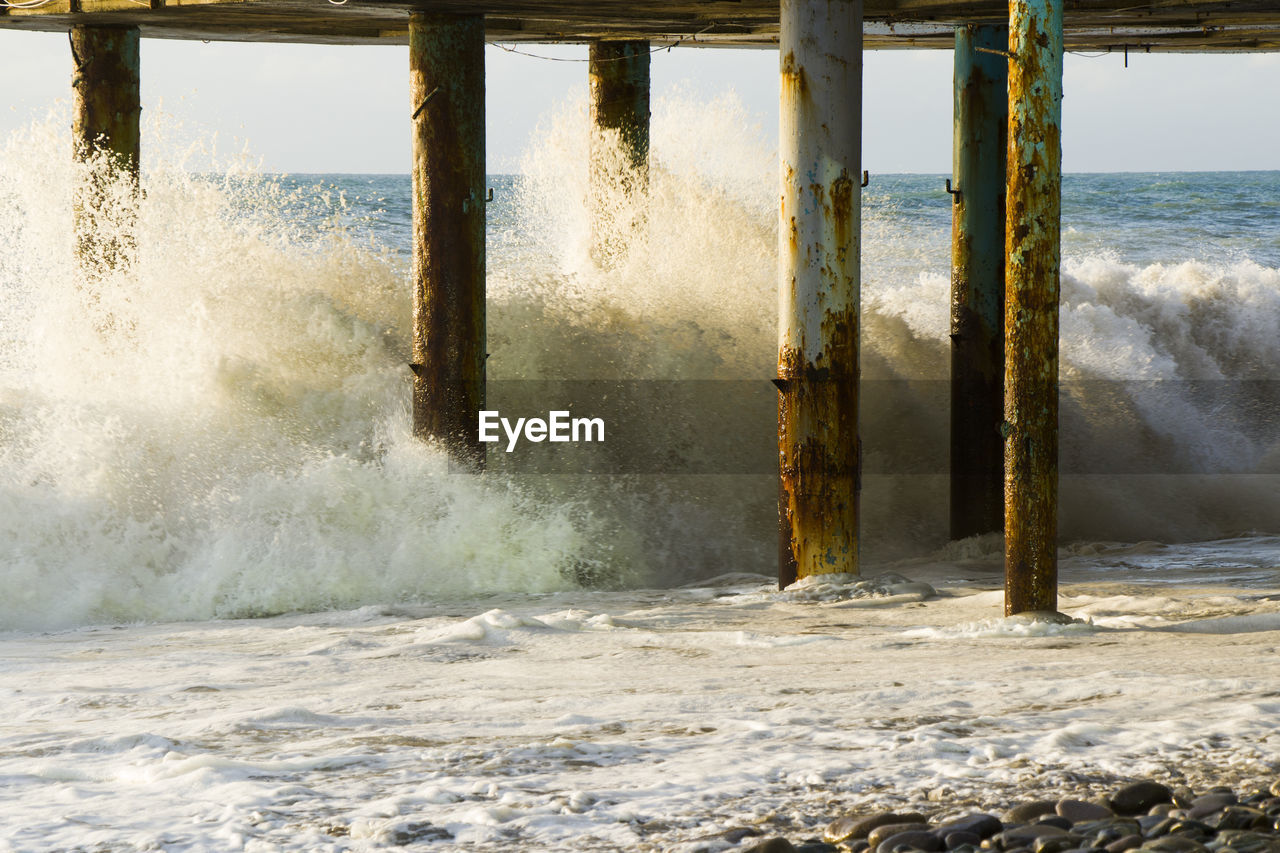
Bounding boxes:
[742,839,797,853]
[1140,838,1208,853]
[877,830,944,853]
[998,824,1070,846]
[1215,808,1269,831]
[1113,783,1175,816]
[827,814,928,844]
[1216,829,1280,853]
[1139,816,1175,836]
[868,824,931,848]
[1032,836,1078,853]
[1059,801,1115,822]
[385,821,451,844]
[945,832,982,849]
[1008,803,1063,824]
[1189,795,1238,820]
[720,828,765,844]
[1075,817,1140,836]
[936,814,1003,840]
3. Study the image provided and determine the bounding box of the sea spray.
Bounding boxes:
[2,96,1280,630]
[0,110,591,630]
[507,91,1280,567]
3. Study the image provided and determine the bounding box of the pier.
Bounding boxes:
[6,0,1280,615]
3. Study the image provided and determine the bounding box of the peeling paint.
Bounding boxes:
[1004,0,1063,614]
[778,0,862,586]
[950,24,1007,541]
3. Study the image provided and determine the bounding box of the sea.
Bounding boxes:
[2,97,1280,851]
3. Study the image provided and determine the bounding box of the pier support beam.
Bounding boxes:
[71,25,140,272]
[409,12,486,468]
[950,24,1008,540]
[777,0,863,586]
[588,40,650,264]
[1004,0,1063,614]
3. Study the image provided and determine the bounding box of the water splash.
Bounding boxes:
[2,96,1280,630]
[0,109,590,631]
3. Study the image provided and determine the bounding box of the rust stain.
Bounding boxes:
[1004,0,1062,614]
[778,2,862,585]
[777,307,860,581]
[830,169,853,256]
[780,49,808,96]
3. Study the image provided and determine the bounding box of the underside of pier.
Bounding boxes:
[3,0,1280,51]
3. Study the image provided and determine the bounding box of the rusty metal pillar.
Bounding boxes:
[409,12,486,468]
[1004,0,1062,614]
[950,24,1008,540]
[589,40,650,264]
[777,0,863,587]
[71,25,140,273]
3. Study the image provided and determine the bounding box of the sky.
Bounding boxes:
[2,29,1279,174]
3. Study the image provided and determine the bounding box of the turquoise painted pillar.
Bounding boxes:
[1004,0,1063,614]
[950,24,1008,541]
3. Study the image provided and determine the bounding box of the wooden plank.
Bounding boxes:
[1,0,1279,49]
[79,0,157,12]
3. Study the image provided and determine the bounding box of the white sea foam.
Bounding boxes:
[902,614,1101,639]
[3,96,1280,850]
[6,579,1280,851]
[777,571,938,603]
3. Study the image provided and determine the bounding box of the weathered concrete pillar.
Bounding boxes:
[777,0,863,587]
[1004,0,1063,614]
[588,40,650,264]
[71,25,140,272]
[950,24,1008,541]
[409,13,486,468]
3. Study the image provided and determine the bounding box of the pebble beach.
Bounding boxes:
[723,780,1280,853]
